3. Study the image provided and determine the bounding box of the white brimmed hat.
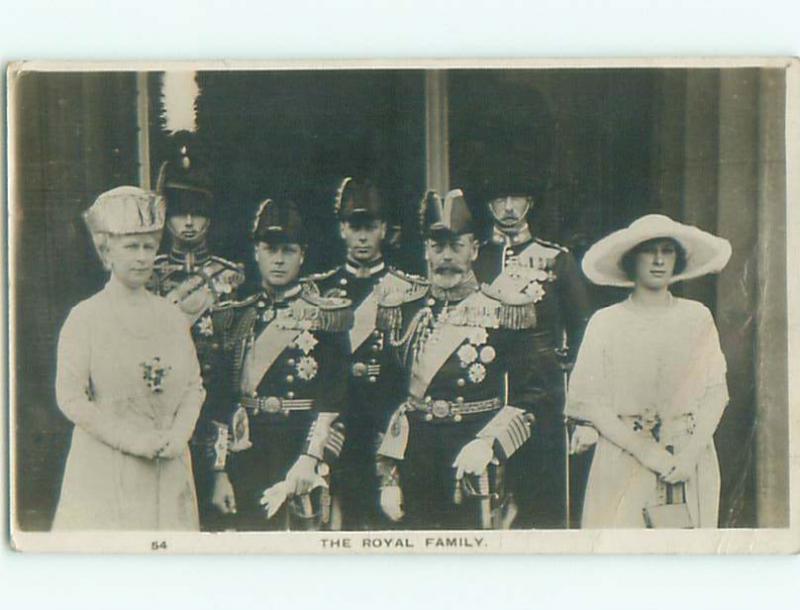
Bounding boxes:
[581,214,732,287]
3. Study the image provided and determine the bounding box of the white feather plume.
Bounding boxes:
[160,71,199,134]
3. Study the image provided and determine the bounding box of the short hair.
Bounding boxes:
[620,237,687,281]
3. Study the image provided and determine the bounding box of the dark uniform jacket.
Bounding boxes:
[474,227,591,528]
[147,246,245,448]
[375,276,545,529]
[207,282,353,530]
[310,259,424,528]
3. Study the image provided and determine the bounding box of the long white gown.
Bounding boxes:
[565,296,729,528]
[53,276,206,530]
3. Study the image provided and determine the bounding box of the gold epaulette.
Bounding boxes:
[479,282,537,330]
[376,282,428,332]
[303,266,341,283]
[215,293,259,310]
[534,237,569,253]
[209,255,245,271]
[386,267,428,286]
[300,287,353,332]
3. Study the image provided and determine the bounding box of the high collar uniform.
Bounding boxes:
[375,276,547,530]
[474,224,592,529]
[311,258,423,529]
[208,281,353,531]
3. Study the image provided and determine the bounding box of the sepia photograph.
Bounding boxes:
[6,58,798,553]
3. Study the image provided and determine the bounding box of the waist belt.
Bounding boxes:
[240,395,313,415]
[405,397,501,423]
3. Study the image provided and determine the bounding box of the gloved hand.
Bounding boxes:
[661,448,700,484]
[569,425,599,455]
[285,454,320,496]
[636,442,676,476]
[211,472,237,515]
[452,437,494,480]
[379,485,404,522]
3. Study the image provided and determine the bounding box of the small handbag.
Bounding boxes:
[643,481,694,528]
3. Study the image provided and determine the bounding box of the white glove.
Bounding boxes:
[569,425,599,455]
[379,486,404,522]
[452,438,495,480]
[285,455,321,496]
[211,472,237,515]
[259,481,291,519]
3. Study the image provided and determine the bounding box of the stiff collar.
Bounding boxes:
[345,257,385,279]
[491,224,533,247]
[429,270,479,303]
[168,243,210,270]
[260,282,302,304]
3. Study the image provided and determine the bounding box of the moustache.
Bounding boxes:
[433,265,463,274]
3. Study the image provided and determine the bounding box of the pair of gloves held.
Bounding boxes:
[212,454,322,516]
[570,424,705,486]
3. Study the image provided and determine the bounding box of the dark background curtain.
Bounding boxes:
[12,71,140,530]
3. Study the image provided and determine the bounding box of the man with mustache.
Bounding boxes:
[148,135,245,530]
[309,178,423,529]
[374,190,546,529]
[473,188,591,529]
[206,198,353,531]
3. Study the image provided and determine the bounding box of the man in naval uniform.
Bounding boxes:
[207,198,353,531]
[375,189,549,530]
[309,178,423,530]
[147,140,245,530]
[473,190,591,529]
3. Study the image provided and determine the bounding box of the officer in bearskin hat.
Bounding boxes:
[472,169,592,529]
[207,198,353,531]
[147,132,245,530]
[308,178,424,529]
[374,189,546,530]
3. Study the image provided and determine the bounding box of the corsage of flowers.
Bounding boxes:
[140,356,171,393]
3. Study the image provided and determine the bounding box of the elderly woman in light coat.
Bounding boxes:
[53,186,205,530]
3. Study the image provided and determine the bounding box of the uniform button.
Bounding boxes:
[426,298,436,307]
[211,343,220,350]
[371,344,380,353]
[369,358,377,364]
[424,413,433,422]
[456,396,465,404]
[286,391,295,399]
[456,378,466,387]
[372,330,381,338]
[368,376,377,383]
[339,278,348,286]
[287,358,296,366]
[202,364,212,372]
[286,375,295,384]
[453,414,463,423]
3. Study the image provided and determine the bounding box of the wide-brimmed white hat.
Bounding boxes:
[582,214,732,287]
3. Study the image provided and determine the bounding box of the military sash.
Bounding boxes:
[349,290,380,352]
[408,291,483,400]
[240,323,303,396]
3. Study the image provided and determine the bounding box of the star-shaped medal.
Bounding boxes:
[294,330,318,355]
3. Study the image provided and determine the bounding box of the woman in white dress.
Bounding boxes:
[566,214,731,528]
[53,186,206,530]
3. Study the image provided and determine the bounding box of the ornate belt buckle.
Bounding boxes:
[263,396,283,414]
[351,362,368,377]
[431,400,451,419]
